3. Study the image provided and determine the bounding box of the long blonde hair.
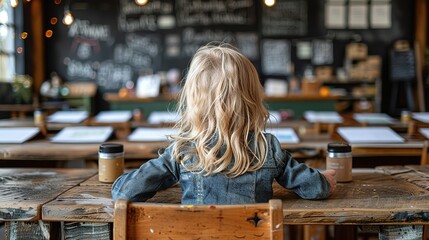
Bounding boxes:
[170,43,269,177]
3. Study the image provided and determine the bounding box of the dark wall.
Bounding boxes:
[43,0,415,113]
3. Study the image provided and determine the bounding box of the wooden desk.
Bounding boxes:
[0,168,96,239]
[0,139,167,161]
[40,166,429,239]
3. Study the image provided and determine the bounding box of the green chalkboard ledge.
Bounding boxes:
[104,93,339,119]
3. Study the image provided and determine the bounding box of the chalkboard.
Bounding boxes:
[262,0,307,36]
[44,0,415,114]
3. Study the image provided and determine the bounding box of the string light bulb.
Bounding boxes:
[10,0,18,7]
[135,0,148,6]
[63,9,74,25]
[264,0,275,7]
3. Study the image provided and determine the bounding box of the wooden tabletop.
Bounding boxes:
[42,166,429,225]
[0,139,167,161]
[0,168,96,221]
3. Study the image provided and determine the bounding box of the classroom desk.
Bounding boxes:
[39,166,429,239]
[0,168,96,239]
[0,135,425,169]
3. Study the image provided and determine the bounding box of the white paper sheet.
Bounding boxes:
[419,128,429,139]
[128,127,178,142]
[304,111,343,123]
[325,3,346,29]
[268,111,282,124]
[94,111,132,123]
[147,111,179,124]
[348,4,368,29]
[370,3,391,28]
[0,127,40,143]
[337,127,404,143]
[412,112,429,123]
[51,126,113,143]
[48,111,89,123]
[266,128,300,144]
[353,113,395,124]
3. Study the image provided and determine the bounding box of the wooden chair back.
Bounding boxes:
[421,140,429,165]
[114,199,284,240]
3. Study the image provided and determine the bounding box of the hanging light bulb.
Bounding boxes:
[135,0,148,6]
[264,0,275,7]
[10,0,18,8]
[63,9,74,25]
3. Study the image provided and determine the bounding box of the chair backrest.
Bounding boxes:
[114,199,283,240]
[421,140,429,165]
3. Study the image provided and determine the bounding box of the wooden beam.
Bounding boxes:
[30,0,45,106]
[415,0,427,111]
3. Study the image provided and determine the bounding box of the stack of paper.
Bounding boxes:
[147,111,179,124]
[266,128,300,143]
[0,127,40,143]
[51,126,113,143]
[353,113,395,124]
[94,111,132,123]
[268,111,281,124]
[48,111,89,123]
[412,112,429,123]
[128,127,178,142]
[337,127,404,143]
[419,128,429,139]
[304,111,343,123]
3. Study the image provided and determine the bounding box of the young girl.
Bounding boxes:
[112,44,336,204]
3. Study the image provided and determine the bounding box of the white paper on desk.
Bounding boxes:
[419,128,429,139]
[147,111,179,124]
[51,126,113,143]
[337,127,404,143]
[304,111,343,123]
[48,111,89,123]
[0,127,40,143]
[268,111,281,124]
[412,112,429,123]
[266,128,300,144]
[128,127,178,142]
[94,111,132,123]
[353,113,395,124]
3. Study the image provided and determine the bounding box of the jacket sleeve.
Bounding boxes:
[111,146,180,202]
[270,135,331,200]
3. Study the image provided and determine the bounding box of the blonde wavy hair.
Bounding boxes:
[170,43,269,178]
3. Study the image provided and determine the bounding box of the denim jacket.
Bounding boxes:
[111,133,330,204]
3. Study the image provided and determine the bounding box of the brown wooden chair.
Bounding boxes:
[114,199,284,240]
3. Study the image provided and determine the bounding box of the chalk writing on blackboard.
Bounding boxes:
[176,0,255,26]
[97,61,133,90]
[182,28,235,57]
[236,32,259,60]
[118,0,174,32]
[262,0,307,36]
[114,33,161,71]
[261,40,291,75]
[312,40,333,65]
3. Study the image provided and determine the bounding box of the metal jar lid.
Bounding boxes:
[327,142,351,153]
[99,143,123,154]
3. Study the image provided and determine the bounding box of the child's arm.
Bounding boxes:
[321,169,336,195]
[275,150,333,199]
[111,146,180,202]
